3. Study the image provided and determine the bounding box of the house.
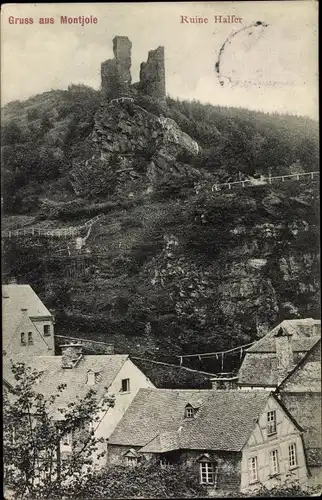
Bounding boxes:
[238,319,320,390]
[2,284,55,358]
[107,388,308,494]
[238,319,321,484]
[276,339,321,486]
[3,343,155,468]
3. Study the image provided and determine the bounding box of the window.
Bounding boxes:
[248,456,258,483]
[43,325,50,336]
[269,449,279,475]
[21,332,26,345]
[160,456,171,468]
[126,456,138,467]
[185,406,195,418]
[28,332,33,345]
[121,378,130,392]
[200,462,214,484]
[62,433,72,447]
[289,443,297,468]
[267,410,277,435]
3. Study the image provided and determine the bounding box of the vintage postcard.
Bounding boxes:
[1,1,320,499]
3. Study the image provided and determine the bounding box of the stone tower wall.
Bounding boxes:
[139,46,166,100]
[101,37,166,101]
[101,36,132,99]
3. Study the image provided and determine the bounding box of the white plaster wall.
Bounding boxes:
[92,359,155,467]
[240,397,308,493]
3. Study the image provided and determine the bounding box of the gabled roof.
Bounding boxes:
[2,284,53,349]
[246,319,320,353]
[109,388,274,452]
[277,338,321,391]
[3,354,129,419]
[4,313,53,353]
[238,319,321,387]
[280,392,321,465]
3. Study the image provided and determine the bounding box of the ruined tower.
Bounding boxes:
[139,46,166,100]
[101,36,132,99]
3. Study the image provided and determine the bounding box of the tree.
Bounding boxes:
[3,361,114,500]
[66,462,208,499]
[2,120,23,145]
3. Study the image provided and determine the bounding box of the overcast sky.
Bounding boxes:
[1,2,318,118]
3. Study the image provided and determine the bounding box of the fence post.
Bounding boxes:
[311,172,314,179]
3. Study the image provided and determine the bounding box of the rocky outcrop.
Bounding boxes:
[159,116,199,155]
[70,101,200,197]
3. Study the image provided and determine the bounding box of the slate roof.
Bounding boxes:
[281,391,322,466]
[3,354,128,419]
[277,338,321,390]
[2,284,53,348]
[109,388,273,452]
[238,319,321,387]
[246,319,320,353]
[131,357,215,389]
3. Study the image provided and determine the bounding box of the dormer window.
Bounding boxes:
[124,448,140,466]
[184,405,195,418]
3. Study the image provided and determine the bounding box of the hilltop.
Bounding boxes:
[1,84,319,370]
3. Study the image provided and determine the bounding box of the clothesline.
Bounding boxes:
[176,341,255,367]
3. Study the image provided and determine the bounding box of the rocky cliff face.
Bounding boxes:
[69,100,200,198]
[2,87,319,365]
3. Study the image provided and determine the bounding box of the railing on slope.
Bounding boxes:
[211,171,319,192]
[2,214,103,239]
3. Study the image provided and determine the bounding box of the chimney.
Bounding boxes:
[60,343,83,369]
[275,327,294,385]
[312,322,321,337]
[211,376,238,390]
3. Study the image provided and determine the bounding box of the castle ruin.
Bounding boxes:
[101,36,166,101]
[101,36,132,99]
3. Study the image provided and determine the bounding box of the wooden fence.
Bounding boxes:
[211,171,319,192]
[2,214,103,239]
